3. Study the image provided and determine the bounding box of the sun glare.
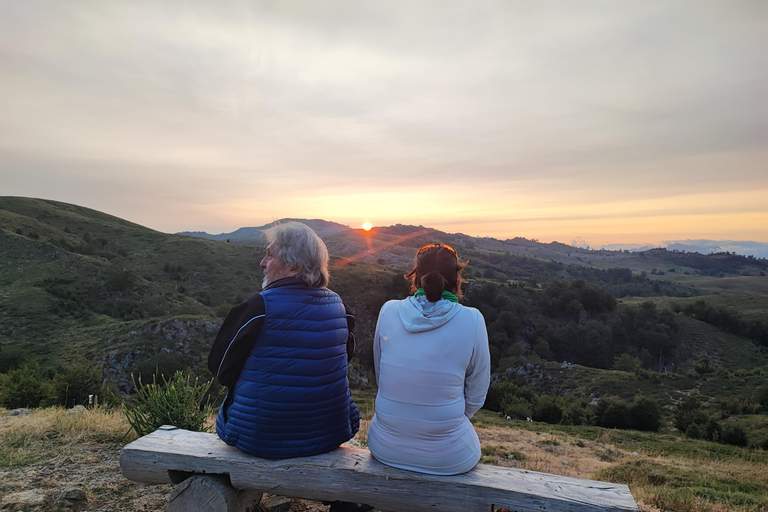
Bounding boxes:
[362,222,372,231]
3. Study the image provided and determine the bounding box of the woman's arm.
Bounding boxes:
[373,306,384,389]
[464,311,491,418]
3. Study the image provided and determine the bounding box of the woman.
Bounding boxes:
[368,243,491,475]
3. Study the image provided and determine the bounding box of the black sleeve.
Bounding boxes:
[207,294,266,387]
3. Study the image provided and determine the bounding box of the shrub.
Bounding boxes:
[629,396,662,432]
[720,425,748,447]
[51,365,103,408]
[0,346,28,373]
[105,270,137,292]
[0,364,52,409]
[483,382,519,412]
[595,398,631,429]
[758,386,768,412]
[674,395,706,433]
[613,353,641,372]
[561,400,593,426]
[123,371,213,437]
[532,395,563,424]
[503,397,533,420]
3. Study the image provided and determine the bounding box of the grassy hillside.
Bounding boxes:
[1,197,766,405]
[0,198,405,389]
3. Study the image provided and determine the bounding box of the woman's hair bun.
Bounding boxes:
[421,272,446,302]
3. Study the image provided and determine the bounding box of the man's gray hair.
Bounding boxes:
[263,222,330,288]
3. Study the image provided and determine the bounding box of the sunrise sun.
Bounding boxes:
[362,222,372,231]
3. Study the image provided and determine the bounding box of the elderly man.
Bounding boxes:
[208,221,359,459]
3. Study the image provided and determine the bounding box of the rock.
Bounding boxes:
[6,408,31,416]
[260,495,292,512]
[506,454,516,460]
[60,487,87,501]
[1,489,47,507]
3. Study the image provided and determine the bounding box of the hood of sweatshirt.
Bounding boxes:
[398,295,462,333]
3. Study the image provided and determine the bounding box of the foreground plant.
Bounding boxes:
[123,371,213,437]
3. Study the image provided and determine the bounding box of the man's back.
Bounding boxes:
[215,278,359,458]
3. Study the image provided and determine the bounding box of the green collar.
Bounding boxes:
[414,288,459,303]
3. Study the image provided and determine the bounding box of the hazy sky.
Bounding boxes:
[2,1,767,245]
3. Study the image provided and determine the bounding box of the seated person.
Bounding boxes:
[368,243,491,475]
[209,222,359,459]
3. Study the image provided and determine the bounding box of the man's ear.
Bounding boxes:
[290,263,302,274]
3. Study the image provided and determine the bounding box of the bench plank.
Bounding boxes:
[120,428,638,512]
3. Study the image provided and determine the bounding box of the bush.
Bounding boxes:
[720,424,748,447]
[613,354,641,372]
[124,371,213,437]
[629,396,662,432]
[51,365,103,408]
[758,386,768,412]
[532,395,563,424]
[105,270,137,292]
[561,400,593,426]
[484,382,519,412]
[0,364,51,409]
[0,346,28,373]
[502,397,533,420]
[595,399,632,430]
[674,395,707,433]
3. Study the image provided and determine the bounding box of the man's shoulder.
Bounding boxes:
[236,292,265,314]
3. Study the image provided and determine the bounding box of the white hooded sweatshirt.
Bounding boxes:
[367,296,491,475]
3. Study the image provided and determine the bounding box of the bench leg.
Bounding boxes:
[168,475,263,512]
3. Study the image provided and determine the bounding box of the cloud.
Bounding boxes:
[0,1,766,242]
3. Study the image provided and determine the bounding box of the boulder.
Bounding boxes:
[60,487,87,501]
[5,408,31,417]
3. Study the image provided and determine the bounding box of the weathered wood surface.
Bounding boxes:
[167,475,262,512]
[120,427,638,512]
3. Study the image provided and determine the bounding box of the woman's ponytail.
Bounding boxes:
[421,272,446,302]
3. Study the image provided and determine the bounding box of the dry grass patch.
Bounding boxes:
[0,407,172,512]
[0,406,133,469]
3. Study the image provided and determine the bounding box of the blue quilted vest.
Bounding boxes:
[216,281,359,458]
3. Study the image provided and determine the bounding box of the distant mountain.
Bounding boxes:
[602,240,768,259]
[180,220,767,279]
[178,219,351,242]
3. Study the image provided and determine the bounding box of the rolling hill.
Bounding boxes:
[1,197,767,407]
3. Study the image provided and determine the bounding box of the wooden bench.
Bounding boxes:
[120,426,638,512]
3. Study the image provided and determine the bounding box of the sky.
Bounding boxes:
[1,1,767,248]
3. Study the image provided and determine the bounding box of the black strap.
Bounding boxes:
[345,303,356,360]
